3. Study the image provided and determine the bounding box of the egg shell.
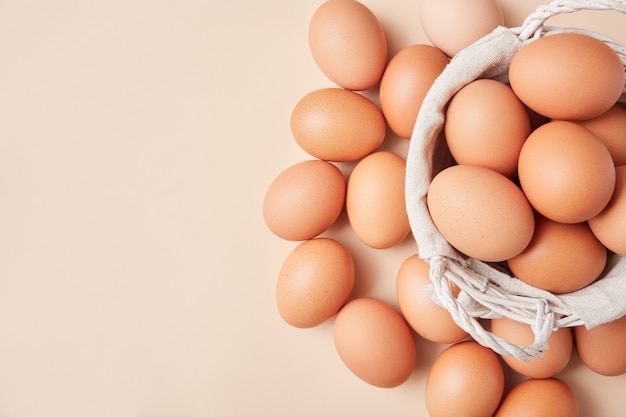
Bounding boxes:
[419,0,504,57]
[426,164,535,262]
[333,297,417,388]
[588,165,626,256]
[276,238,355,328]
[379,44,449,139]
[290,88,386,162]
[507,213,607,294]
[263,159,346,241]
[577,104,626,166]
[396,254,468,344]
[509,32,624,121]
[490,317,573,379]
[444,79,530,178]
[518,121,616,224]
[574,314,626,377]
[425,340,504,417]
[346,151,410,249]
[494,378,579,417]
[308,0,387,91]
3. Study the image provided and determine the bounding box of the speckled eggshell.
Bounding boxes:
[426,164,534,262]
[276,238,355,328]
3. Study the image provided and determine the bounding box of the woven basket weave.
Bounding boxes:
[405,0,626,361]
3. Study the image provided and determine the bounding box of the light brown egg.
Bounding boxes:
[290,88,386,162]
[574,314,626,376]
[346,151,410,249]
[507,213,607,294]
[427,164,535,262]
[276,238,355,328]
[494,378,579,417]
[588,165,626,256]
[518,121,616,224]
[425,340,504,417]
[396,254,468,344]
[577,104,626,166]
[263,159,345,241]
[333,297,417,388]
[490,317,573,379]
[379,44,449,139]
[444,79,530,178]
[308,0,387,91]
[419,0,504,57]
[509,32,624,121]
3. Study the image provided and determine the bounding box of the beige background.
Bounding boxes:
[0,0,624,416]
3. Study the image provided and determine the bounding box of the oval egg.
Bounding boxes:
[425,340,504,417]
[263,159,346,241]
[507,213,607,294]
[291,88,386,162]
[588,165,626,256]
[333,297,416,388]
[574,315,626,376]
[346,151,410,249]
[490,317,573,379]
[309,0,387,91]
[577,104,626,166]
[419,0,504,57]
[427,164,535,262]
[518,121,616,224]
[396,254,468,344]
[509,32,624,120]
[444,78,530,178]
[494,378,579,417]
[379,44,449,139]
[276,238,355,328]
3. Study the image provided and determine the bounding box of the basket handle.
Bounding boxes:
[516,0,626,42]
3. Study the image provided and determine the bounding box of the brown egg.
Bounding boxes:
[509,32,624,121]
[518,121,616,224]
[419,0,504,57]
[445,79,530,178]
[494,378,579,417]
[396,254,468,344]
[333,297,416,388]
[346,151,410,249]
[290,88,386,162]
[507,213,607,294]
[577,104,626,166]
[425,340,504,417]
[574,315,626,376]
[308,0,387,91]
[490,317,573,379]
[588,165,626,256]
[379,44,449,139]
[276,238,355,328]
[263,159,345,241]
[427,164,535,262]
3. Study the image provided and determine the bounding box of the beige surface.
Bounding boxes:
[0,1,624,416]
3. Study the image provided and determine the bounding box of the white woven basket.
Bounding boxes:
[405,0,626,361]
